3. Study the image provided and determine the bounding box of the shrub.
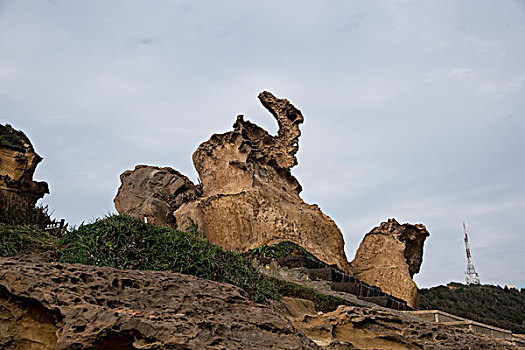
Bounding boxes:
[419,283,525,334]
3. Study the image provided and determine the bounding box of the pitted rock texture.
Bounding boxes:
[350,218,430,308]
[286,303,518,350]
[0,257,320,350]
[114,165,200,227]
[0,124,48,205]
[172,91,351,273]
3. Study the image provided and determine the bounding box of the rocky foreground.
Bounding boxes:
[0,257,518,350]
[0,256,318,350]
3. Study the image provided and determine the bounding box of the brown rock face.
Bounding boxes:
[0,124,48,205]
[285,303,517,350]
[0,257,320,350]
[173,91,351,273]
[114,165,200,227]
[350,218,429,308]
[115,91,351,272]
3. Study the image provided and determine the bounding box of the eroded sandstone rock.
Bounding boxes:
[173,91,351,272]
[115,92,351,272]
[0,257,321,350]
[285,303,517,350]
[114,165,200,227]
[350,218,429,308]
[0,124,48,205]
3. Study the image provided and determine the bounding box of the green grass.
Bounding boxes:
[246,240,319,260]
[0,223,59,257]
[0,215,358,311]
[59,215,278,303]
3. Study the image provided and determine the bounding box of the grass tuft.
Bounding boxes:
[59,215,278,303]
[246,240,319,260]
[0,223,59,257]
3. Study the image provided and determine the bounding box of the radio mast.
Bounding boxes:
[463,222,480,285]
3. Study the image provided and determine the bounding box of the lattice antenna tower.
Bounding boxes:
[463,222,480,285]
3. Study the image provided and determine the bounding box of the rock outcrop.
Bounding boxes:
[116,91,352,273]
[0,257,320,350]
[281,300,518,349]
[175,92,351,272]
[114,165,200,227]
[350,219,429,308]
[0,124,48,205]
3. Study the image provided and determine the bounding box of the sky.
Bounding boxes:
[1,0,524,289]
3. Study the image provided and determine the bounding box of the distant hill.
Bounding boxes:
[418,282,525,334]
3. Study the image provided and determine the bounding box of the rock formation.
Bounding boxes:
[116,91,352,273]
[0,124,48,205]
[114,165,200,227]
[280,301,518,349]
[0,256,320,350]
[350,218,430,308]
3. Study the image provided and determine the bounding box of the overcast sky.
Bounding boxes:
[1,0,524,289]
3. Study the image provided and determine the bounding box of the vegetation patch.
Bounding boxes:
[0,215,358,311]
[419,283,525,334]
[0,224,59,257]
[59,215,278,303]
[246,240,319,261]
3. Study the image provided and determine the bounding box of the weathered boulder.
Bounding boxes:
[173,91,352,273]
[284,302,517,349]
[0,256,321,350]
[350,218,429,308]
[114,165,200,227]
[0,124,48,205]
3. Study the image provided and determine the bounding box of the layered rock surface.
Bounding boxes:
[0,124,48,205]
[116,91,351,273]
[0,257,320,350]
[114,165,200,227]
[350,218,430,308]
[280,299,518,350]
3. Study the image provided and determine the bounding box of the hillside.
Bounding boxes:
[1,218,520,349]
[419,282,525,334]
[0,215,357,311]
